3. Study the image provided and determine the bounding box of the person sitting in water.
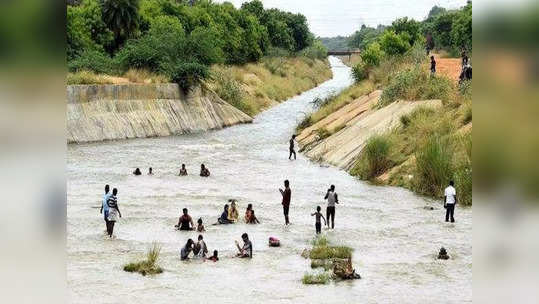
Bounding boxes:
[148,167,153,175]
[217,204,233,224]
[133,168,142,175]
[176,208,194,231]
[244,204,253,223]
[200,164,210,177]
[228,200,239,223]
[248,210,260,224]
[235,233,252,258]
[179,164,188,176]
[193,234,208,258]
[180,239,194,260]
[206,250,219,262]
[196,218,205,232]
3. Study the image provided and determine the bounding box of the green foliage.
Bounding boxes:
[212,70,254,115]
[348,25,385,50]
[297,115,312,131]
[414,137,454,197]
[400,114,411,127]
[309,246,353,260]
[300,40,328,60]
[316,128,331,141]
[170,62,210,92]
[102,0,140,50]
[379,30,411,56]
[123,242,163,276]
[352,135,392,179]
[68,49,116,74]
[352,62,368,82]
[455,165,472,205]
[389,17,421,46]
[380,65,454,107]
[451,2,472,51]
[311,236,328,247]
[422,2,471,52]
[320,36,350,51]
[360,42,384,67]
[302,272,331,284]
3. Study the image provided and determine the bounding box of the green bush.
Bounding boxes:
[352,62,368,82]
[170,62,210,92]
[353,135,392,179]
[379,30,411,56]
[309,246,352,260]
[123,242,163,276]
[455,165,472,205]
[361,42,383,67]
[68,49,116,74]
[213,71,254,115]
[400,114,411,127]
[299,40,328,60]
[414,137,454,197]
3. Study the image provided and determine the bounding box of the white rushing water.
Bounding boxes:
[67,57,472,303]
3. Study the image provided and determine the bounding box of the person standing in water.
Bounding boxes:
[133,168,141,175]
[179,164,188,176]
[100,185,111,231]
[324,185,339,229]
[106,188,122,237]
[200,164,210,177]
[289,135,297,160]
[148,167,153,175]
[311,206,326,234]
[444,180,457,223]
[279,180,291,225]
[176,208,194,230]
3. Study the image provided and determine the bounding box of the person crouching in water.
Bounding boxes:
[235,233,252,258]
[180,239,194,260]
[133,168,141,175]
[197,218,205,232]
[176,208,194,231]
[179,164,188,176]
[311,206,326,235]
[228,200,239,223]
[193,234,208,258]
[218,204,233,224]
[106,188,122,237]
[200,164,210,177]
[206,250,219,262]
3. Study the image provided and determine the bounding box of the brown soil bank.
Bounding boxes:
[67,84,252,144]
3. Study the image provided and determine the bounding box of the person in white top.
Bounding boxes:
[324,185,339,229]
[444,180,457,222]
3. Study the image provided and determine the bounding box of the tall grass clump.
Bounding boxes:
[352,62,368,83]
[212,70,254,115]
[297,115,313,131]
[123,242,164,276]
[302,272,331,284]
[124,68,169,83]
[309,246,352,260]
[414,137,454,197]
[352,135,392,180]
[311,236,328,247]
[455,166,472,205]
[67,70,114,85]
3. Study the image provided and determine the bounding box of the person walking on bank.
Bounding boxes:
[324,185,339,229]
[289,135,297,160]
[430,55,436,76]
[444,180,457,223]
[279,180,291,225]
[100,185,111,232]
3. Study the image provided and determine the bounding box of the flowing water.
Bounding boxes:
[67,57,472,303]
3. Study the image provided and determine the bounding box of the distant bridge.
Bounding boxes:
[327,50,361,59]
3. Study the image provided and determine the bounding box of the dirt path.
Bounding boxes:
[432,53,461,82]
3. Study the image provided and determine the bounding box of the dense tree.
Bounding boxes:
[102,0,140,50]
[451,2,472,51]
[348,24,384,50]
[379,30,410,55]
[427,6,447,19]
[389,17,421,46]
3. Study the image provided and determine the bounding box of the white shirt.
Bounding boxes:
[444,186,456,205]
[326,191,337,207]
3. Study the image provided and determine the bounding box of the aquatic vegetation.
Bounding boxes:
[302,272,331,284]
[123,242,163,276]
[309,245,353,260]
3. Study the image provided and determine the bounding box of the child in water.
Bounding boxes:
[248,210,260,224]
[197,218,205,232]
[206,250,219,262]
[311,206,326,234]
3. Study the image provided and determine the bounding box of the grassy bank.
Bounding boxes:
[299,43,472,205]
[209,56,331,116]
[67,56,331,117]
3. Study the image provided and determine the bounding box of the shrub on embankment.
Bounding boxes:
[351,135,393,180]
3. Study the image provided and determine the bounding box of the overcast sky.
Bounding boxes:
[221,0,468,37]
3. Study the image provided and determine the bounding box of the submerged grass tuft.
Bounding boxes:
[302,272,331,284]
[124,242,163,276]
[309,245,352,260]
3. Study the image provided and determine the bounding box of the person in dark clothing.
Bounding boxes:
[324,185,339,229]
[206,250,219,262]
[179,164,188,176]
[217,204,233,224]
[311,206,326,234]
[106,188,122,237]
[444,180,457,223]
[200,164,210,177]
[461,51,469,67]
[430,56,436,75]
[148,167,153,175]
[279,180,291,225]
[180,239,194,260]
[289,135,297,160]
[133,168,141,175]
[176,208,194,230]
